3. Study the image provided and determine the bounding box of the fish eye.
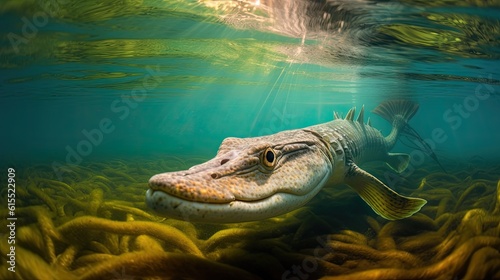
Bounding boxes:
[262,147,276,168]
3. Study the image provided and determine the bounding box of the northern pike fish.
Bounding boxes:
[146,100,427,223]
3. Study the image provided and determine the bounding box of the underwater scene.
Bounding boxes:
[1,0,500,279]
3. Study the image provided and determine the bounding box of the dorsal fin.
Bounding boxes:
[357,105,365,124]
[334,111,341,120]
[345,107,356,121]
[367,117,371,126]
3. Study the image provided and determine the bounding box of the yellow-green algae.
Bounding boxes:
[1,158,500,279]
[378,12,500,58]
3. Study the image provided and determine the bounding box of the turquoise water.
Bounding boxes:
[1,1,500,279]
[1,0,499,169]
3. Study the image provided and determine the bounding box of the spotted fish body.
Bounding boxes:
[146,100,427,223]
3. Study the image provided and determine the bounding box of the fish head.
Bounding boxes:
[146,130,333,223]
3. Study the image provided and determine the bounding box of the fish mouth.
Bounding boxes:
[147,171,301,204]
[145,170,330,223]
[145,188,315,223]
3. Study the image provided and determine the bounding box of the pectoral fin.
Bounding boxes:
[345,164,426,220]
[386,153,410,173]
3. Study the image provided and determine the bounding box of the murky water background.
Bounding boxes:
[1,0,500,279]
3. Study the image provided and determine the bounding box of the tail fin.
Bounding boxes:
[373,100,447,173]
[372,100,419,149]
[372,99,419,125]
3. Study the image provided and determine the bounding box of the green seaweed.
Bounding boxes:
[1,158,499,279]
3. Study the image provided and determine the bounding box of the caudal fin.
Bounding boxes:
[372,99,419,125]
[373,100,447,173]
[371,99,419,155]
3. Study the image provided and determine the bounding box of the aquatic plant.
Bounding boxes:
[1,158,499,279]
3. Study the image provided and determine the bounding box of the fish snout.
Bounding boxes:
[148,172,235,203]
